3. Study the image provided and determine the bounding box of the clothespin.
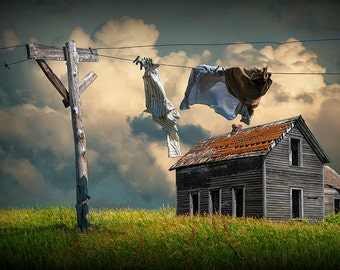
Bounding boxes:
[4,61,10,70]
[263,66,271,80]
[213,66,220,72]
[133,56,144,70]
[133,56,159,70]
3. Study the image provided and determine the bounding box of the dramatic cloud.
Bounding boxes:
[1,10,339,209]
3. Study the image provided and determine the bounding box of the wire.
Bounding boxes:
[0,44,26,51]
[94,37,340,50]
[0,59,29,69]
[99,54,340,75]
[1,37,340,51]
[1,53,339,75]
[1,42,340,75]
[272,72,340,75]
[99,54,193,69]
[98,54,133,62]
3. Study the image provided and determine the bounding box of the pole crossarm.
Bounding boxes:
[26,43,98,108]
[26,43,99,62]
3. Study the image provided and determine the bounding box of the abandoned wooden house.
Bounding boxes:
[169,115,332,221]
[324,165,340,215]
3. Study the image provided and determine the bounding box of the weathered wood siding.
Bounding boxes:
[176,156,264,217]
[265,127,324,221]
[324,188,340,216]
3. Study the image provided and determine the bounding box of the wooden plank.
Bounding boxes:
[35,59,70,107]
[79,71,97,95]
[27,43,99,62]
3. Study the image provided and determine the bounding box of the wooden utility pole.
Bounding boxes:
[27,41,98,231]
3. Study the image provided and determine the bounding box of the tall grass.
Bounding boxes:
[1,206,339,269]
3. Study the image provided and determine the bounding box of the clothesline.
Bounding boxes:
[1,53,340,75]
[1,38,340,74]
[99,54,340,75]
[1,52,340,75]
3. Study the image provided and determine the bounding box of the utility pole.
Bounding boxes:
[27,40,98,231]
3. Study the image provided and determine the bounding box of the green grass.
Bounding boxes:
[0,206,339,269]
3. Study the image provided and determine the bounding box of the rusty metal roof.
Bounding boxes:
[170,115,331,170]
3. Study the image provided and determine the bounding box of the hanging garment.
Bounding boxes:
[225,66,272,118]
[134,57,181,158]
[180,65,272,125]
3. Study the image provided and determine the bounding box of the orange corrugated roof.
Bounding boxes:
[169,116,300,170]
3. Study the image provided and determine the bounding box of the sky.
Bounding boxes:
[0,0,340,209]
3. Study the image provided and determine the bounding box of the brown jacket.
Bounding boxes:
[225,66,272,117]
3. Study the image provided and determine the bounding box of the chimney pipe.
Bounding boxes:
[231,124,242,133]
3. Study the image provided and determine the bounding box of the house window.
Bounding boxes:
[291,187,304,219]
[209,189,221,215]
[189,192,200,215]
[334,198,340,214]
[232,187,245,217]
[290,138,302,166]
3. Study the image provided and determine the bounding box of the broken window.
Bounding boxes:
[290,138,302,166]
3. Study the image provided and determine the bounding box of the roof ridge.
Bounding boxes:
[204,115,301,140]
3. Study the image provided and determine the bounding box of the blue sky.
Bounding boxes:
[1,0,340,209]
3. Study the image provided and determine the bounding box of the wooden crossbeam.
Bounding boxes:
[26,43,99,62]
[35,59,70,107]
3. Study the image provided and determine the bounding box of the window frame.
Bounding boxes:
[189,191,200,215]
[334,198,340,214]
[290,187,304,219]
[232,186,245,217]
[208,188,222,215]
[289,137,303,167]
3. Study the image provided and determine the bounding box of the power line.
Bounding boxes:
[1,37,340,52]
[94,37,340,50]
[0,44,26,51]
[0,59,29,69]
[272,72,340,75]
[1,43,340,75]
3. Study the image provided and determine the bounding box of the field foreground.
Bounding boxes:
[0,207,339,269]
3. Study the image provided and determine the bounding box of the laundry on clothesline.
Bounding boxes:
[180,65,272,125]
[133,56,181,158]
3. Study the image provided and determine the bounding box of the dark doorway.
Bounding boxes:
[211,190,220,214]
[190,193,199,215]
[235,188,244,217]
[292,189,302,218]
[335,199,340,214]
[233,187,244,217]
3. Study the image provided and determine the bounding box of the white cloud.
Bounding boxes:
[1,28,20,48]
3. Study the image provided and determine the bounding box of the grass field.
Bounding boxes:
[0,206,339,269]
